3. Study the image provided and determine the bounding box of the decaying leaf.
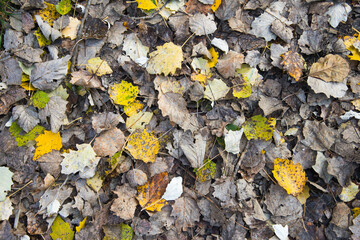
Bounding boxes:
[339,181,359,202]
[50,215,75,240]
[224,129,243,154]
[70,70,104,90]
[280,51,305,81]
[273,158,307,196]
[92,112,124,134]
[31,91,49,109]
[204,78,230,101]
[232,75,251,99]
[243,115,276,141]
[146,42,183,76]
[309,54,350,83]
[12,105,39,133]
[35,2,60,26]
[35,15,61,42]
[61,143,100,178]
[126,111,153,131]
[326,3,351,28]
[86,57,113,76]
[103,223,133,240]
[171,196,200,232]
[0,167,13,202]
[109,81,138,106]
[39,96,68,133]
[296,185,310,205]
[179,130,207,168]
[93,128,125,157]
[61,17,80,40]
[56,0,72,15]
[307,76,348,98]
[137,172,169,211]
[123,33,149,63]
[123,100,144,117]
[216,51,244,78]
[189,13,217,36]
[125,129,159,163]
[194,158,216,182]
[33,130,62,161]
[111,184,138,220]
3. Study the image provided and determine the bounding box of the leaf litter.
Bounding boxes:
[1,0,360,239]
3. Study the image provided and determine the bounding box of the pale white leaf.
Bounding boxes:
[340,110,360,121]
[123,33,149,63]
[0,197,13,221]
[307,76,347,98]
[189,13,217,36]
[225,129,244,154]
[162,177,183,201]
[0,167,13,202]
[273,224,289,240]
[35,15,61,42]
[46,199,60,216]
[211,38,229,53]
[326,3,351,28]
[204,79,230,101]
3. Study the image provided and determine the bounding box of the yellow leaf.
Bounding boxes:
[137,172,169,211]
[33,131,62,160]
[34,2,60,26]
[146,42,183,76]
[237,64,262,86]
[61,17,80,40]
[191,73,208,85]
[207,47,218,68]
[76,217,87,232]
[50,215,74,240]
[232,75,251,98]
[21,74,36,91]
[339,181,359,202]
[273,158,307,196]
[353,207,360,218]
[126,111,153,131]
[34,28,51,47]
[86,172,103,193]
[109,81,138,106]
[204,78,230,101]
[344,36,360,61]
[296,185,310,204]
[86,57,113,76]
[124,100,144,117]
[243,115,275,141]
[280,51,305,81]
[126,129,159,163]
[211,0,221,12]
[136,0,158,10]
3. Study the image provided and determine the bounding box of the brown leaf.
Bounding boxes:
[137,172,169,212]
[70,70,104,90]
[309,54,350,83]
[185,0,212,14]
[0,87,26,115]
[111,184,138,220]
[93,128,125,157]
[171,196,201,232]
[280,51,305,81]
[216,51,244,78]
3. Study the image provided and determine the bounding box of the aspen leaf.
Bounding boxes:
[280,51,305,81]
[103,223,134,240]
[86,172,103,193]
[33,130,62,160]
[50,215,75,240]
[61,144,100,178]
[232,75,251,99]
[204,78,230,101]
[35,2,60,26]
[136,0,158,10]
[194,158,216,183]
[109,81,138,106]
[344,35,360,61]
[76,217,87,232]
[339,182,359,202]
[126,129,159,163]
[56,0,72,15]
[273,158,307,196]
[309,54,350,83]
[243,115,276,141]
[353,207,360,219]
[123,100,144,117]
[137,172,169,211]
[86,57,113,76]
[146,42,183,76]
[0,167,13,202]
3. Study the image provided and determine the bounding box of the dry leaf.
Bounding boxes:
[93,128,125,157]
[280,51,305,81]
[146,42,183,76]
[111,184,138,220]
[86,57,113,76]
[126,111,153,131]
[171,196,200,232]
[309,54,350,83]
[70,70,104,90]
[33,131,62,161]
[0,167,13,202]
[109,81,138,106]
[204,79,230,101]
[189,13,217,36]
[339,182,359,202]
[273,158,307,196]
[216,51,244,78]
[137,172,169,211]
[61,17,80,40]
[125,129,159,163]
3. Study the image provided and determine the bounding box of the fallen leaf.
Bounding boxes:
[242,115,276,141]
[70,70,104,90]
[35,15,62,41]
[171,196,200,232]
[86,57,113,76]
[189,13,217,36]
[339,181,359,202]
[179,130,207,168]
[123,100,144,117]
[204,78,230,101]
[123,33,149,63]
[86,172,104,192]
[216,50,244,78]
[309,54,350,83]
[224,129,244,154]
[34,28,51,47]
[137,172,169,211]
[207,47,218,68]
[93,128,125,157]
[232,75,252,99]
[194,158,216,182]
[61,144,100,178]
[0,167,13,202]
[162,176,183,201]
[61,17,80,40]
[273,158,307,196]
[0,198,13,221]
[33,131,62,161]
[344,35,360,61]
[135,0,158,10]
[9,121,45,147]
[296,185,310,205]
[126,129,159,163]
[34,2,60,26]
[326,3,351,28]
[39,96,68,133]
[31,91,49,109]
[280,51,305,81]
[146,42,183,76]
[103,223,133,240]
[211,38,228,53]
[111,184,138,220]
[12,105,39,133]
[109,81,138,106]
[126,111,153,131]
[91,112,124,134]
[50,215,74,240]
[273,224,289,240]
[56,0,72,15]
[211,0,221,11]
[307,76,348,98]
[30,55,71,91]
[76,217,86,232]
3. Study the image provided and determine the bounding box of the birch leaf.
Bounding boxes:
[162,176,183,201]
[243,115,276,141]
[340,182,359,202]
[126,129,159,163]
[136,0,158,10]
[109,81,138,106]
[204,79,230,101]
[50,215,75,240]
[56,0,72,15]
[86,57,113,76]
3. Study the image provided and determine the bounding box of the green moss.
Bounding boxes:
[194,158,216,183]
[9,121,45,146]
[31,91,49,109]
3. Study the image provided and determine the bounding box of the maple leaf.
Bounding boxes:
[273,158,307,196]
[309,54,350,83]
[243,115,276,141]
[86,57,113,76]
[61,144,100,178]
[50,215,75,240]
[136,0,158,10]
[33,130,62,160]
[137,172,169,211]
[0,167,13,202]
[280,51,305,81]
[146,42,183,76]
[125,129,159,163]
[109,81,138,106]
